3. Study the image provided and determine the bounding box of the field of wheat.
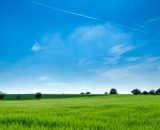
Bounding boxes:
[0,95,160,130]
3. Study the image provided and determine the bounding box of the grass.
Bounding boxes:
[0,95,160,130]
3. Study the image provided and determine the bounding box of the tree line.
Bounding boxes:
[0,88,160,100]
[131,88,160,95]
[80,88,118,95]
[81,88,160,95]
[0,91,42,100]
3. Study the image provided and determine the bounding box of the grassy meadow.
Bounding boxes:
[0,95,160,130]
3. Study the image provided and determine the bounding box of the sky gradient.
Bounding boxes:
[0,0,160,94]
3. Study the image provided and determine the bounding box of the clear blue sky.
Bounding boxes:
[0,0,160,94]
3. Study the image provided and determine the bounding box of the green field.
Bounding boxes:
[0,95,160,130]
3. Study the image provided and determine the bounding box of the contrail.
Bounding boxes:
[114,23,147,34]
[27,1,147,34]
[27,1,103,22]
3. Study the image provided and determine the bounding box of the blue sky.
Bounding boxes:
[0,0,160,94]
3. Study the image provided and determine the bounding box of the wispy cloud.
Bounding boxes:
[78,58,94,67]
[31,42,42,52]
[126,57,141,62]
[109,40,145,57]
[69,23,132,45]
[102,56,160,80]
[104,45,135,66]
[103,56,121,65]
[27,1,147,33]
[146,17,160,23]
[102,67,136,80]
[110,44,135,56]
[144,57,160,62]
[134,23,146,30]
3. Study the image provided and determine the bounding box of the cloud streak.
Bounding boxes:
[102,56,160,81]
[110,44,135,56]
[147,17,160,23]
[27,1,147,34]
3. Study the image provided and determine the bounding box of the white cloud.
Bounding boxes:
[69,25,108,44]
[69,23,132,45]
[68,23,133,66]
[40,76,48,81]
[31,42,42,52]
[26,23,143,70]
[29,23,133,61]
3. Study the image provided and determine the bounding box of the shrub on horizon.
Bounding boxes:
[142,91,148,95]
[0,91,6,99]
[156,88,160,95]
[131,89,141,95]
[149,90,155,95]
[35,92,42,99]
[86,92,91,95]
[109,88,118,94]
[104,92,108,94]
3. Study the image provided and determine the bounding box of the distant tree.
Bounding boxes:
[86,92,91,95]
[156,88,160,95]
[80,92,85,94]
[0,91,6,99]
[131,89,141,95]
[104,92,108,94]
[109,88,118,94]
[142,91,148,95]
[16,94,21,100]
[35,92,42,99]
[149,90,155,95]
